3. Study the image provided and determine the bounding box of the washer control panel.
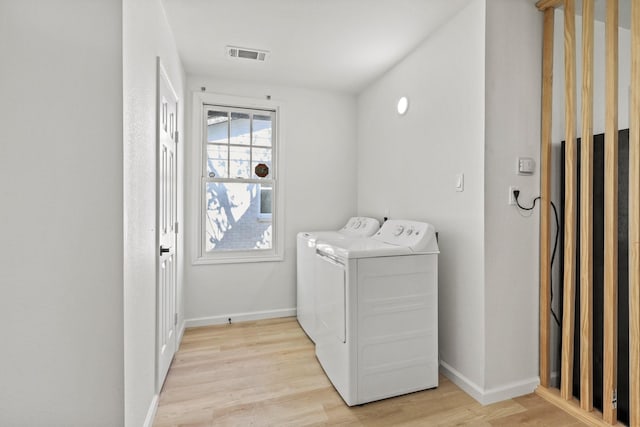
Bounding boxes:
[373,219,438,252]
[341,217,380,237]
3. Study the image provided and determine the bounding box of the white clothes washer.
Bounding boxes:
[314,219,439,406]
[296,217,380,342]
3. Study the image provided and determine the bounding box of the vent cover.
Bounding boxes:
[226,46,269,62]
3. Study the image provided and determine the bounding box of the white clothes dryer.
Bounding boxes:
[296,217,380,342]
[314,219,439,406]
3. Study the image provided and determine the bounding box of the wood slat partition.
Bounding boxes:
[580,0,595,413]
[629,0,640,425]
[560,0,578,402]
[537,387,623,427]
[536,0,640,425]
[603,0,619,424]
[540,6,554,390]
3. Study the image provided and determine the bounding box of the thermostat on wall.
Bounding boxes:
[517,157,535,175]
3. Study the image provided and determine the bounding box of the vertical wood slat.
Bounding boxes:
[536,0,564,10]
[561,0,578,401]
[580,0,595,413]
[629,0,640,425]
[540,6,554,390]
[603,0,619,424]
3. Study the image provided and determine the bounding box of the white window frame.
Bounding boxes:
[191,92,285,265]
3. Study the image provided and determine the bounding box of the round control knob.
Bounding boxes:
[393,225,405,236]
[405,227,414,236]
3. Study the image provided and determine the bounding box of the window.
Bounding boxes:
[195,97,282,264]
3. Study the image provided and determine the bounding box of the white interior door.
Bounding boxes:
[156,58,178,391]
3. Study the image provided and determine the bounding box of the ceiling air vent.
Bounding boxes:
[226,46,269,62]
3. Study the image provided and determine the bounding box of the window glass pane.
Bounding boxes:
[260,185,272,214]
[205,182,272,252]
[252,147,272,179]
[207,111,228,144]
[253,114,272,147]
[230,112,250,145]
[206,145,228,178]
[229,146,251,178]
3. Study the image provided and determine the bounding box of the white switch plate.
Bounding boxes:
[455,173,464,192]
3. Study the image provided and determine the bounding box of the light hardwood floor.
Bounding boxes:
[154,317,585,427]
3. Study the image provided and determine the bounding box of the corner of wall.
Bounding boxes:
[123,0,187,425]
[441,360,539,405]
[482,0,543,397]
[356,0,489,396]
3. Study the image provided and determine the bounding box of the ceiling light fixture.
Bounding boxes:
[397,96,409,115]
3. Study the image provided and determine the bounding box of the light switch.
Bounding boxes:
[455,173,464,192]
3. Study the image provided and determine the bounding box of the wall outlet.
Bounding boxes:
[508,186,519,205]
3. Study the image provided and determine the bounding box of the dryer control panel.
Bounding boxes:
[372,219,439,253]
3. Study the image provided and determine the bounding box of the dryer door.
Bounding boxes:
[315,252,346,343]
[296,234,317,341]
[315,251,354,405]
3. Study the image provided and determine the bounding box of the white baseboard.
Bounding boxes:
[439,360,485,403]
[177,319,186,345]
[184,308,296,328]
[439,360,539,406]
[143,322,184,427]
[142,394,159,427]
[480,376,540,405]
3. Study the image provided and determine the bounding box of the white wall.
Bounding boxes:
[357,0,544,404]
[0,1,124,426]
[184,77,357,323]
[356,0,488,391]
[483,0,542,394]
[123,0,185,425]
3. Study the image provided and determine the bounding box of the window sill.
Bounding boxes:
[192,252,284,266]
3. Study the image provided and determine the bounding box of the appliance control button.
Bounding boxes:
[393,225,405,236]
[406,227,414,236]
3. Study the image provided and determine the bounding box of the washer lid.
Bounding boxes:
[297,217,381,242]
[316,238,410,260]
[297,230,347,244]
[315,220,439,260]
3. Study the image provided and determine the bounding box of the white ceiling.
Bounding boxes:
[162,0,472,94]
